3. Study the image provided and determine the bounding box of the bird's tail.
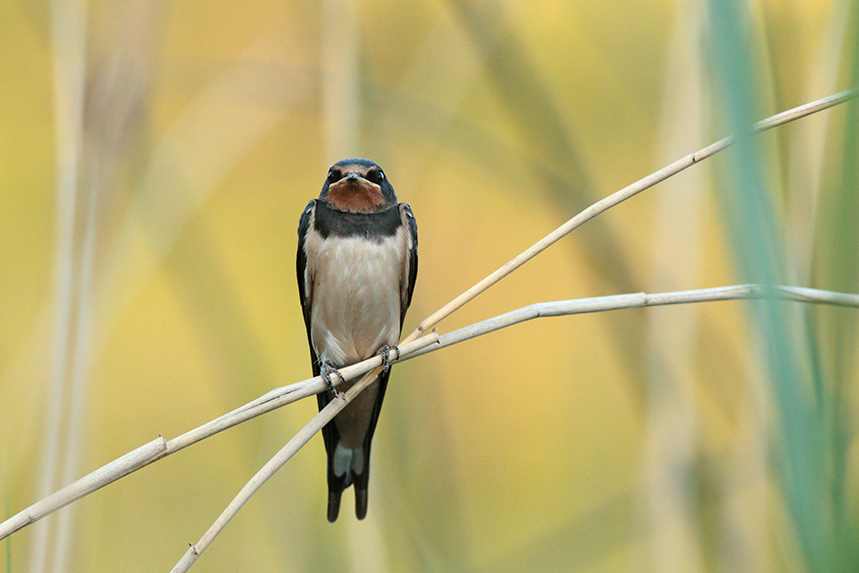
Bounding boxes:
[327,444,369,522]
[327,488,343,523]
[353,468,369,520]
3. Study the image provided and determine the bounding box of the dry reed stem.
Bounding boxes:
[171,87,858,566]
[170,345,389,572]
[0,284,855,546]
[1,88,856,565]
[171,284,859,571]
[4,283,855,545]
[0,334,439,540]
[403,87,859,343]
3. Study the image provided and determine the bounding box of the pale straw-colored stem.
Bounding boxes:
[170,353,384,572]
[403,87,859,344]
[0,333,438,540]
[170,283,859,570]
[1,87,856,560]
[407,284,859,358]
[1,284,855,545]
[1,438,167,539]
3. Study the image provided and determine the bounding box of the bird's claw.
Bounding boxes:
[378,344,401,373]
[320,362,345,399]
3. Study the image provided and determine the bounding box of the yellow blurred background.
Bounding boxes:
[1,0,857,571]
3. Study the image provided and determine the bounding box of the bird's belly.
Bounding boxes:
[308,235,403,367]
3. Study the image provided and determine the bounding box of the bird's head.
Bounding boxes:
[319,158,397,213]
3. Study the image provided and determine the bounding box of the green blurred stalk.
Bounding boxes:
[708,1,856,571]
[814,3,859,569]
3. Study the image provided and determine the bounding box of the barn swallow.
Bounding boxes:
[297,158,418,522]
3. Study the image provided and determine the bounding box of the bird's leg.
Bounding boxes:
[320,360,345,399]
[378,344,401,373]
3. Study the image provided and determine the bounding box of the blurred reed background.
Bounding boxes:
[1,0,857,571]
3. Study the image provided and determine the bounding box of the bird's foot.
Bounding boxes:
[320,362,345,399]
[378,344,401,373]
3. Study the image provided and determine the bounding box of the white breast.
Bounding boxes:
[305,229,406,367]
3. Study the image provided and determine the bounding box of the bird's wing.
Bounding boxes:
[296,199,319,373]
[399,203,418,324]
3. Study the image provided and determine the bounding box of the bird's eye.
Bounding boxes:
[368,170,384,184]
[378,171,385,181]
[327,170,338,183]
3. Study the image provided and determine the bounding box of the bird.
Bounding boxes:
[296,158,418,522]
